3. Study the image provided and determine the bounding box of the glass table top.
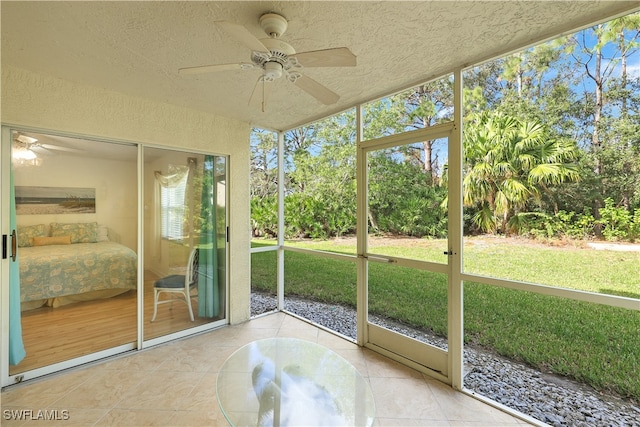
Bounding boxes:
[216,337,375,426]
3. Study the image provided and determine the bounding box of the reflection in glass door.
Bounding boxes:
[143,148,226,341]
[363,135,451,376]
[6,129,138,378]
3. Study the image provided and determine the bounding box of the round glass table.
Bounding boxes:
[216,337,375,426]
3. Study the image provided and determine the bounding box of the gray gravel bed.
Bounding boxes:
[252,292,640,427]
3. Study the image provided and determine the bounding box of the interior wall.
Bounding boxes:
[13,154,138,251]
[1,66,252,324]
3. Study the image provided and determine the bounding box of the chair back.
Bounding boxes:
[187,247,199,289]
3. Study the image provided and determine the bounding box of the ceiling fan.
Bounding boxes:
[179,12,357,110]
[13,132,84,157]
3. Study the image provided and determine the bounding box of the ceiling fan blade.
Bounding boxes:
[292,47,356,68]
[15,134,38,144]
[39,143,84,153]
[179,63,250,75]
[28,145,53,156]
[249,76,272,112]
[216,21,270,54]
[294,74,340,105]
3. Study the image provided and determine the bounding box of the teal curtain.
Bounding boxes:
[9,164,26,365]
[197,155,219,318]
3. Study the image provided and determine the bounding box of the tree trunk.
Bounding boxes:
[368,208,378,232]
[592,33,603,175]
[591,26,605,237]
[423,140,434,178]
[621,30,628,115]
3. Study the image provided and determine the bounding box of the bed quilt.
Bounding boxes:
[19,242,137,302]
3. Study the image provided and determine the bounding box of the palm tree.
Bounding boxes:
[463,112,580,234]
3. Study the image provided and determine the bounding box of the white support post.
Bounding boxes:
[356,105,368,346]
[448,68,465,390]
[0,126,11,386]
[277,131,285,310]
[137,144,145,348]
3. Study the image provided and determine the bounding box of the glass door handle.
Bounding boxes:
[358,254,396,263]
[10,229,17,261]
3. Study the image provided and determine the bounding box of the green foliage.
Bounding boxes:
[596,79,640,210]
[597,198,640,242]
[461,112,580,234]
[504,202,640,242]
[284,193,324,238]
[279,111,359,239]
[368,152,448,238]
[633,209,640,241]
[511,209,595,239]
[508,212,560,239]
[251,196,278,238]
[283,192,356,239]
[250,129,278,199]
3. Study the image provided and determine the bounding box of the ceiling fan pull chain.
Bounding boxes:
[262,77,266,113]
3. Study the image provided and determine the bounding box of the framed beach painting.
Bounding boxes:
[15,186,96,215]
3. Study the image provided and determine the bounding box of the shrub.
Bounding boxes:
[597,198,635,242]
[251,196,278,238]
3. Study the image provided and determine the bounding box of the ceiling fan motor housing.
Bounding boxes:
[251,37,301,81]
[259,13,288,38]
[260,38,296,58]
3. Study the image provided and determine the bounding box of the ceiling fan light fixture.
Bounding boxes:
[264,61,283,81]
[12,145,42,167]
[13,146,37,160]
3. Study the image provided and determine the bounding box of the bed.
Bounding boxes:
[17,222,138,310]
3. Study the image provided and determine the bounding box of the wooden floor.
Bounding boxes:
[10,272,215,376]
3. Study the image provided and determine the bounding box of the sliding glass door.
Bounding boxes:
[4,129,139,379]
[142,147,227,342]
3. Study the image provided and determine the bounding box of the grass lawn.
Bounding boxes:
[251,237,640,401]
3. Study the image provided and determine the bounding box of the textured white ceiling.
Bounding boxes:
[2,1,639,131]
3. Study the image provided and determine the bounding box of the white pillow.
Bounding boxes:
[97,225,110,242]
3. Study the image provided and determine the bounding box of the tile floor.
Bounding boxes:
[2,312,532,426]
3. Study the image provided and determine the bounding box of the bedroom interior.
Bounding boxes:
[1,1,639,425]
[8,131,227,376]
